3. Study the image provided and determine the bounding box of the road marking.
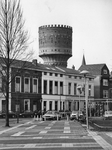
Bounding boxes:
[39,130,47,134]
[64,127,70,130]
[0,143,101,149]
[89,131,112,150]
[33,137,42,139]
[11,131,25,136]
[60,136,69,138]
[25,125,36,130]
[62,143,73,147]
[24,144,36,148]
[45,126,51,129]
[64,130,71,133]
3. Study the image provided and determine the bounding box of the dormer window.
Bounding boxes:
[103,69,107,74]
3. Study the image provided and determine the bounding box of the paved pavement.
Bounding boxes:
[0,118,112,149]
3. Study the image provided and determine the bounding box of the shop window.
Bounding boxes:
[24,99,30,111]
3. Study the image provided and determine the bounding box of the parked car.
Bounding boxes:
[42,110,61,121]
[78,111,86,122]
[1,111,16,118]
[70,111,78,120]
[103,111,112,120]
[19,111,34,118]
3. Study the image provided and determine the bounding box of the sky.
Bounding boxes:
[21,0,112,71]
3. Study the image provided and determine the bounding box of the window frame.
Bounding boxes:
[15,76,21,92]
[24,77,30,93]
[33,78,38,93]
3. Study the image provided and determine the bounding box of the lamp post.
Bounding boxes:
[77,85,82,116]
[80,70,89,130]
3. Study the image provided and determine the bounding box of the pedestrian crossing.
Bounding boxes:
[0,120,112,149]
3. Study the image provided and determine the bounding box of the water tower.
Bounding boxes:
[38,25,72,67]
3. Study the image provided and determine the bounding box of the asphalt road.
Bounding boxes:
[0,118,111,149]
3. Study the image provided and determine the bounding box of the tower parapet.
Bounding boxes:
[39,24,73,67]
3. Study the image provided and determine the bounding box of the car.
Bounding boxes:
[19,111,34,118]
[70,111,78,120]
[78,111,86,122]
[1,111,16,118]
[103,111,112,120]
[42,110,61,121]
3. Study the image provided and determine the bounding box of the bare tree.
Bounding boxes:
[0,0,33,127]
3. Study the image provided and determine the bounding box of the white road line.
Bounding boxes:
[33,137,42,139]
[11,131,25,136]
[24,144,36,148]
[45,126,51,129]
[60,136,69,138]
[62,143,73,147]
[64,127,70,130]
[89,131,112,150]
[25,125,36,130]
[64,130,71,133]
[39,130,47,134]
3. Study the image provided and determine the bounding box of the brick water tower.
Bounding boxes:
[38,25,72,67]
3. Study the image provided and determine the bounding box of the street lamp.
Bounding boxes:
[80,70,89,130]
[77,85,82,115]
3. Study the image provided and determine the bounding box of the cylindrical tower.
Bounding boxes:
[39,24,72,67]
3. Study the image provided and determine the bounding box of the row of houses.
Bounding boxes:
[0,56,111,116]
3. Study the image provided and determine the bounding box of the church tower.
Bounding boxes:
[38,25,72,67]
[82,54,86,66]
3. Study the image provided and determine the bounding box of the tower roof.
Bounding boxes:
[82,54,86,66]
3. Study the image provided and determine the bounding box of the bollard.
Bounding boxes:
[36,115,39,121]
[57,115,59,121]
[40,115,42,121]
[67,115,69,121]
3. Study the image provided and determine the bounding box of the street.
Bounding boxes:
[0,119,112,149]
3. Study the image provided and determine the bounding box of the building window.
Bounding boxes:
[33,78,38,93]
[49,81,53,94]
[43,80,47,94]
[68,83,71,95]
[55,73,58,76]
[43,101,46,111]
[74,83,77,95]
[54,81,58,94]
[49,101,52,110]
[60,74,63,77]
[88,85,91,96]
[103,69,107,74]
[50,73,52,76]
[55,101,58,111]
[44,72,47,75]
[15,76,21,92]
[24,99,30,111]
[24,77,30,93]
[60,82,63,95]
[103,90,108,98]
[103,79,108,86]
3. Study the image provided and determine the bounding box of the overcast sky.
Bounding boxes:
[21,0,112,71]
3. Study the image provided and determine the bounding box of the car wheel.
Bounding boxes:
[22,115,25,118]
[12,115,15,118]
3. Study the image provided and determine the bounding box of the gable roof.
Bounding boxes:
[79,64,106,76]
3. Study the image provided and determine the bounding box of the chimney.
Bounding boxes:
[32,59,37,66]
[72,65,75,70]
